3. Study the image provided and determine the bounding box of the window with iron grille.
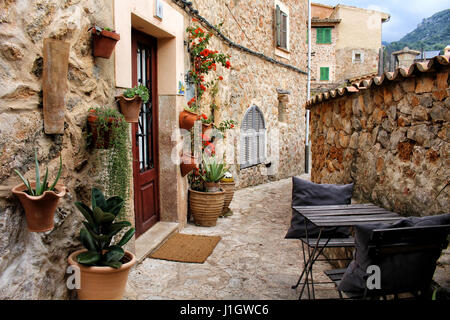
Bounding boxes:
[275,4,289,50]
[240,106,266,169]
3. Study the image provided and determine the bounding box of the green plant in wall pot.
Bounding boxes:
[12,150,66,232]
[68,188,136,300]
[117,84,150,123]
[87,106,131,220]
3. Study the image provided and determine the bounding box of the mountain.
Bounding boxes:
[385,9,450,55]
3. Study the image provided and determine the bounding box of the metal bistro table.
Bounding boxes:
[292,203,403,300]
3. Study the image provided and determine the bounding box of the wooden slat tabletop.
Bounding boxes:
[293,204,403,227]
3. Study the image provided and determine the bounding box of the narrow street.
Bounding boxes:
[125,176,340,300]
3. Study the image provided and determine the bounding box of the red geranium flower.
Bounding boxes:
[201,114,207,120]
[225,61,231,69]
[218,76,223,81]
[230,124,234,128]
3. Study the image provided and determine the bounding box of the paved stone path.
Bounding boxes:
[124,176,340,300]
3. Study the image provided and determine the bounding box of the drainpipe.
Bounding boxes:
[305,0,311,174]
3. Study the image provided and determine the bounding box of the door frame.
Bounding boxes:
[131,29,160,238]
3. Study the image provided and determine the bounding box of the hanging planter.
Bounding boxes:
[180,154,196,177]
[87,108,125,149]
[12,152,65,232]
[202,123,212,134]
[90,26,120,59]
[179,109,199,131]
[116,85,149,123]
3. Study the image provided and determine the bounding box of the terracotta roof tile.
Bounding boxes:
[306,54,450,109]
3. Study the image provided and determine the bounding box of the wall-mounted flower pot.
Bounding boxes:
[87,113,120,149]
[12,183,66,232]
[179,110,199,131]
[92,28,120,59]
[202,124,212,134]
[188,188,225,227]
[180,154,196,177]
[116,95,142,123]
[68,249,136,300]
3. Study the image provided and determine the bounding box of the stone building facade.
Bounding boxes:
[310,3,389,94]
[307,55,449,216]
[0,0,307,299]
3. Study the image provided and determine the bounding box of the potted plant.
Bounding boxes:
[188,155,227,227]
[90,26,120,59]
[180,154,197,177]
[179,100,200,131]
[12,151,65,232]
[68,188,136,300]
[116,85,150,123]
[201,114,212,133]
[220,171,235,216]
[87,106,126,149]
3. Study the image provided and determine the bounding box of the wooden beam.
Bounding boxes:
[42,38,70,134]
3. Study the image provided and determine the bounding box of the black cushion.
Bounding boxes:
[337,213,450,294]
[285,177,354,239]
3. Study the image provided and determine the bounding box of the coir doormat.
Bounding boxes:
[149,233,221,263]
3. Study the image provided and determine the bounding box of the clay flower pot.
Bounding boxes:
[12,183,66,232]
[180,154,196,177]
[68,249,136,300]
[202,123,212,133]
[220,180,236,215]
[87,113,120,149]
[92,28,120,59]
[188,189,225,227]
[116,95,143,123]
[179,110,199,130]
[204,182,220,192]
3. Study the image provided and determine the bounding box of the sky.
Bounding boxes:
[313,0,450,42]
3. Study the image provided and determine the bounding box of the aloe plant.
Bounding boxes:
[123,84,150,103]
[74,188,135,269]
[200,155,227,183]
[14,150,62,196]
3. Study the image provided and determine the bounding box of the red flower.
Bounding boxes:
[218,76,223,81]
[192,18,199,22]
[230,124,234,128]
[200,84,206,91]
[201,114,207,120]
[225,61,231,69]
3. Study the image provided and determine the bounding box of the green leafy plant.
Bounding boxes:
[14,150,62,196]
[88,107,131,219]
[75,188,135,269]
[200,155,227,183]
[123,84,150,103]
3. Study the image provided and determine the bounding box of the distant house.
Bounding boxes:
[309,3,390,93]
[415,50,441,61]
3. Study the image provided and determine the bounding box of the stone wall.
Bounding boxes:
[335,47,379,83]
[169,0,308,189]
[0,0,117,299]
[309,58,450,216]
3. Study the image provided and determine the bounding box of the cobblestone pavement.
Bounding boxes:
[124,176,340,300]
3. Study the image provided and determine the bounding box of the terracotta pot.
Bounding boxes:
[189,189,225,227]
[87,113,121,149]
[12,183,66,232]
[220,180,236,215]
[92,28,120,59]
[68,249,136,300]
[202,123,212,134]
[116,95,142,123]
[204,182,220,192]
[180,154,196,177]
[179,110,199,130]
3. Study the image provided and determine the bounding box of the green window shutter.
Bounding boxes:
[275,5,281,47]
[306,29,308,44]
[320,67,329,81]
[324,28,331,43]
[316,28,322,44]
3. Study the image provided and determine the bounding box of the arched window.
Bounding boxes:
[240,106,266,168]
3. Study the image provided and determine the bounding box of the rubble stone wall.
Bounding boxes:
[309,68,450,216]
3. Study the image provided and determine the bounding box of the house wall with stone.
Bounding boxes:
[0,0,119,299]
[308,56,450,217]
[175,0,308,188]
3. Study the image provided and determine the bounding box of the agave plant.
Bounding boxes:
[74,188,135,268]
[14,150,62,196]
[200,155,227,183]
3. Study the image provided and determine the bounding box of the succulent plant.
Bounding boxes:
[74,188,135,269]
[14,150,62,196]
[200,155,227,183]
